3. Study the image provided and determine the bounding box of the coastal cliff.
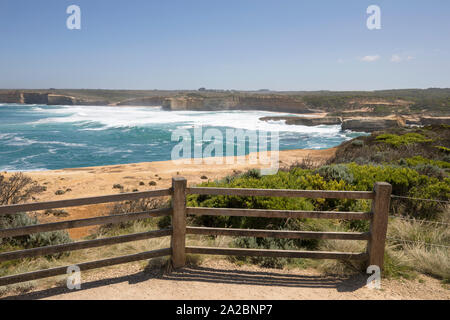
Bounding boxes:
[341,118,404,132]
[0,91,112,106]
[115,96,166,106]
[0,91,315,113]
[1,89,449,131]
[0,91,24,103]
[420,117,450,126]
[0,92,75,105]
[163,95,316,113]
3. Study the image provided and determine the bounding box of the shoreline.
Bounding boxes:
[6,148,336,239]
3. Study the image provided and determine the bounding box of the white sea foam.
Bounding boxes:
[0,133,15,140]
[0,104,365,171]
[0,167,48,172]
[2,134,86,147]
[28,105,341,135]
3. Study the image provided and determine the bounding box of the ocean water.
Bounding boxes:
[0,104,365,171]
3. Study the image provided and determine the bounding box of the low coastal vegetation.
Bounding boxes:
[184,125,450,281]
[303,88,450,115]
[0,126,449,294]
[374,133,433,147]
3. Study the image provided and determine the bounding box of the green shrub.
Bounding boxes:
[413,164,446,180]
[401,156,450,169]
[189,164,448,232]
[0,213,71,256]
[345,163,449,218]
[230,237,298,269]
[315,164,354,184]
[241,169,261,179]
[375,133,432,147]
[186,160,449,274]
[406,178,450,219]
[435,146,450,153]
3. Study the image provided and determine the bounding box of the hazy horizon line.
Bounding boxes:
[1,87,449,93]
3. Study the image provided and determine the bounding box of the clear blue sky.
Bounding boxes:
[0,0,449,91]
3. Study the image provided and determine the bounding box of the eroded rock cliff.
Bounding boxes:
[0,91,24,103]
[420,117,450,126]
[163,95,315,113]
[116,97,166,106]
[341,118,404,132]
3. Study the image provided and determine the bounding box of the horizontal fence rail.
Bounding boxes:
[0,248,171,287]
[0,208,172,238]
[0,188,172,215]
[0,188,172,287]
[186,247,369,261]
[0,228,172,263]
[182,182,391,270]
[187,187,375,200]
[0,178,392,288]
[186,226,370,240]
[187,207,372,220]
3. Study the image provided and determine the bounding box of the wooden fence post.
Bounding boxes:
[171,177,187,269]
[367,182,392,270]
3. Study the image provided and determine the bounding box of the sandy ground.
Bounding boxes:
[1,258,448,300]
[5,148,335,239]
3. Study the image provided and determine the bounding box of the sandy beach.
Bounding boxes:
[4,148,336,239]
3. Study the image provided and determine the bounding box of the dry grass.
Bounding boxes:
[309,215,450,282]
[386,216,449,280]
[0,196,235,296]
[2,206,449,296]
[0,220,233,296]
[317,240,367,276]
[388,218,450,246]
[402,245,449,280]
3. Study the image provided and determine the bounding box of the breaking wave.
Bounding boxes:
[0,104,366,171]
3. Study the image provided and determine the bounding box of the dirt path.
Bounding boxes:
[2,259,448,300]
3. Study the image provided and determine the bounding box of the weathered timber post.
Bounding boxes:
[367,182,392,270]
[171,177,187,269]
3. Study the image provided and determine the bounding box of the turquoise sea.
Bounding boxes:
[0,104,365,171]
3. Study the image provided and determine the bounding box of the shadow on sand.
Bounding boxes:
[1,265,367,300]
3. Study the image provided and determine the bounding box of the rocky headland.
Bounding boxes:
[258,115,450,132]
[1,89,449,132]
[260,116,342,126]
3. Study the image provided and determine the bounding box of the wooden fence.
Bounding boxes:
[0,177,392,287]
